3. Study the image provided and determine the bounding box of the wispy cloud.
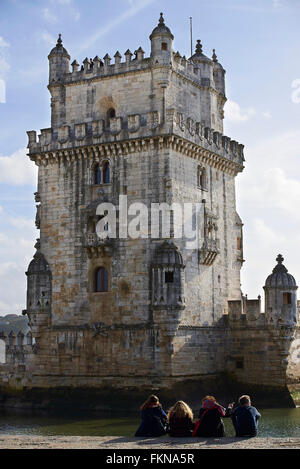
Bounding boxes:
[0,37,9,48]
[78,0,156,53]
[42,0,80,24]
[40,31,56,47]
[42,7,58,24]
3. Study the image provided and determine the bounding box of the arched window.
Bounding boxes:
[95,267,109,292]
[94,163,101,184]
[103,161,110,183]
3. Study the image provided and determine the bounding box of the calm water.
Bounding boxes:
[0,408,299,438]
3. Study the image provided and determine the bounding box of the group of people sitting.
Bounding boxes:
[135,394,261,438]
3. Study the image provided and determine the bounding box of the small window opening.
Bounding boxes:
[161,42,168,51]
[237,237,242,250]
[95,267,109,292]
[103,161,110,183]
[236,359,244,369]
[94,163,101,184]
[165,272,174,283]
[107,108,116,119]
[283,292,292,305]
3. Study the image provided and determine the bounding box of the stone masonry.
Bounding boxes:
[0,14,299,398]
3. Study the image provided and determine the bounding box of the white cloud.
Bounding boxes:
[0,206,37,315]
[44,0,80,24]
[262,110,272,119]
[0,148,38,186]
[224,100,256,122]
[0,37,9,48]
[237,129,300,300]
[40,31,56,47]
[42,7,58,24]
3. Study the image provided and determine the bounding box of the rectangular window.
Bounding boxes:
[237,237,242,250]
[283,292,292,305]
[236,358,244,369]
[165,272,174,283]
[161,42,168,50]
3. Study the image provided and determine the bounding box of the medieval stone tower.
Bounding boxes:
[2,14,297,398]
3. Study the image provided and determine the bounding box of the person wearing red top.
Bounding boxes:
[193,395,234,437]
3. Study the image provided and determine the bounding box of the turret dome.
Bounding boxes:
[265,254,297,288]
[190,40,211,64]
[48,34,70,59]
[153,241,184,267]
[149,13,174,40]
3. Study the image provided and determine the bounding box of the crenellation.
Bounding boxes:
[27,111,244,170]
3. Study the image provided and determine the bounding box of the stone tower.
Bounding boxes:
[25,13,298,396]
[264,254,298,326]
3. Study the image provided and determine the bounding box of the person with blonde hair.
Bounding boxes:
[135,394,168,437]
[167,400,195,437]
[192,395,234,437]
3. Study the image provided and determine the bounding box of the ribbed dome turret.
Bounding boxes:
[149,13,174,40]
[190,40,211,64]
[265,254,297,288]
[48,34,70,59]
[153,241,184,267]
[212,49,224,70]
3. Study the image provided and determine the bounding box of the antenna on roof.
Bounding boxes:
[190,17,193,57]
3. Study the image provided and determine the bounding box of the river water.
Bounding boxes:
[0,408,299,437]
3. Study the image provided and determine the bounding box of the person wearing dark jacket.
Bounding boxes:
[192,395,234,437]
[167,400,195,437]
[135,395,167,437]
[231,395,261,437]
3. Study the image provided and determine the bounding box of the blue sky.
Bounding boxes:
[0,0,300,314]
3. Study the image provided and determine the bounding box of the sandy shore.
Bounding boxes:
[0,435,299,449]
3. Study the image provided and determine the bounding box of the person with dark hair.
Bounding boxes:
[231,395,261,437]
[135,395,168,437]
[167,401,195,437]
[192,395,234,437]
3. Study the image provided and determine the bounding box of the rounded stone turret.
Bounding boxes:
[212,49,226,96]
[48,34,70,84]
[149,13,174,66]
[263,254,298,326]
[189,39,213,81]
[151,241,185,309]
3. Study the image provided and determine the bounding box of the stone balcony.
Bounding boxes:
[199,238,220,265]
[83,232,113,258]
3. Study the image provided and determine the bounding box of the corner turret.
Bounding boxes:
[48,34,70,84]
[149,13,174,66]
[263,254,298,326]
[212,49,226,97]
